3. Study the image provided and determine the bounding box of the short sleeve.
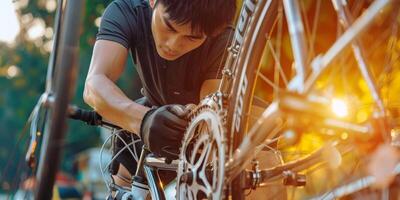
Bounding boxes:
[96,0,139,49]
[202,28,235,80]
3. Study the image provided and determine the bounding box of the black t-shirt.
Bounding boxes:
[97,0,234,106]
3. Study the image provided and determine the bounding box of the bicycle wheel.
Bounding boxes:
[34,0,84,199]
[226,0,400,199]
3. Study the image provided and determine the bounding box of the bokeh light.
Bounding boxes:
[6,65,20,79]
[331,98,348,118]
[46,0,57,12]
[95,17,102,27]
[27,18,46,41]
[0,0,21,44]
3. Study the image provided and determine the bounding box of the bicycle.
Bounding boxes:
[22,0,85,199]
[174,0,400,199]
[20,0,400,199]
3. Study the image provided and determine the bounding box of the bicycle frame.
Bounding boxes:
[119,147,166,200]
[217,0,394,182]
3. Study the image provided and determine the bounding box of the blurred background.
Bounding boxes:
[0,0,142,198]
[0,0,399,199]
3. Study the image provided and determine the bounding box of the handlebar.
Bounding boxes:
[67,105,122,129]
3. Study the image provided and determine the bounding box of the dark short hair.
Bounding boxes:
[156,0,236,37]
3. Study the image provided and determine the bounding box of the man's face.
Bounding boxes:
[151,3,207,61]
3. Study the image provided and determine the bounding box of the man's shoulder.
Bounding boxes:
[111,0,149,10]
[198,27,235,53]
[212,26,235,43]
[98,0,151,48]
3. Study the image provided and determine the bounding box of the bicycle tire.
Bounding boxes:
[34,1,84,199]
[225,0,400,199]
[225,0,280,199]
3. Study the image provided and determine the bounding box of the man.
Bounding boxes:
[83,0,236,193]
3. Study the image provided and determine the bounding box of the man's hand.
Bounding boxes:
[140,104,190,160]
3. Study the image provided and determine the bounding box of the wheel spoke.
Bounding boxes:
[257,69,282,92]
[267,39,288,87]
[308,0,322,60]
[273,6,285,100]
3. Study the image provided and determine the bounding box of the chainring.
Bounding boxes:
[176,105,227,200]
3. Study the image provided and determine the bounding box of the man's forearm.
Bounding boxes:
[84,74,150,134]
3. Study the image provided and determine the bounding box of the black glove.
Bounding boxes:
[140,104,190,159]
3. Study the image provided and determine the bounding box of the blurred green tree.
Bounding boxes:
[0,0,142,193]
